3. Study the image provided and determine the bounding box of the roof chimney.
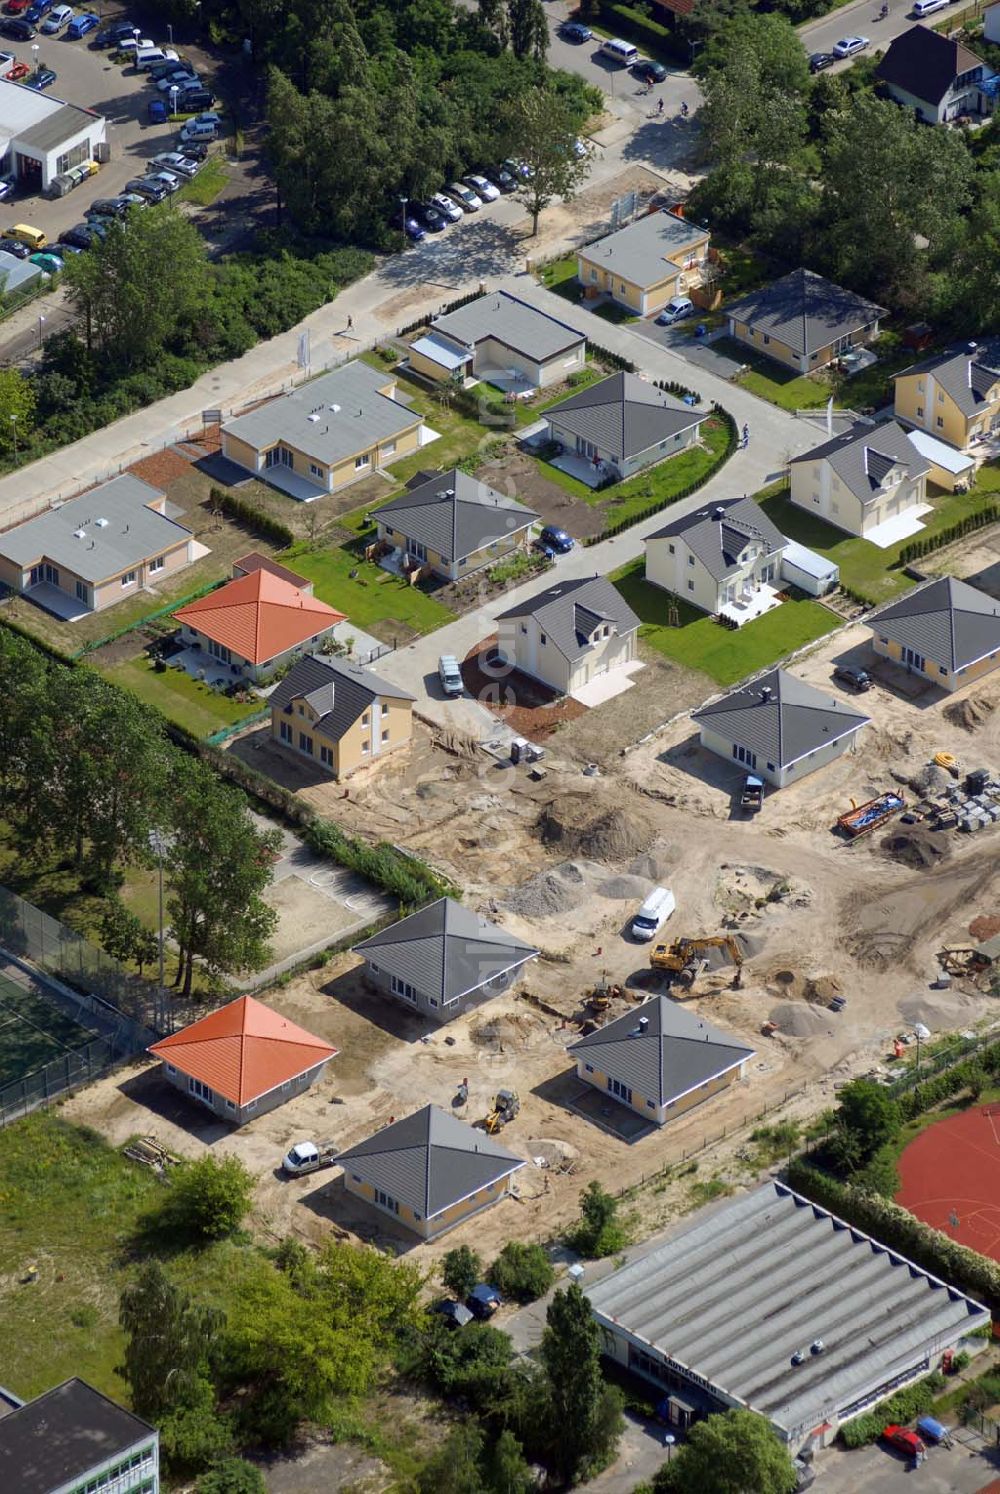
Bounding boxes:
[638,1015,648,1033]
[712,506,725,520]
[760,685,772,703]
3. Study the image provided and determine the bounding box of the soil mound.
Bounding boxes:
[538,790,653,862]
[898,988,984,1028]
[909,763,952,797]
[597,874,654,900]
[472,1012,544,1051]
[766,969,841,1005]
[504,859,605,918]
[768,1000,833,1037]
[881,828,950,869]
[945,695,996,732]
[628,844,675,881]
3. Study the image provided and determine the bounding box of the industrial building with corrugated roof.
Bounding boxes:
[586,1181,989,1453]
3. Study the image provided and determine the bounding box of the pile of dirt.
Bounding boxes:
[909,763,952,798]
[716,865,811,915]
[881,827,951,869]
[471,1011,544,1052]
[628,844,675,881]
[945,695,996,732]
[970,913,1000,941]
[766,969,841,1005]
[504,860,606,918]
[596,873,654,900]
[767,1000,834,1038]
[898,988,985,1028]
[537,790,654,863]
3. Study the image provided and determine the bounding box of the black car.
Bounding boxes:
[58,223,97,250]
[632,58,668,83]
[124,176,169,202]
[413,201,447,232]
[809,51,835,72]
[149,58,189,81]
[87,196,134,221]
[95,18,135,46]
[177,139,208,160]
[559,19,592,41]
[833,663,872,692]
[0,237,29,258]
[1,17,35,39]
[487,164,517,193]
[176,86,214,110]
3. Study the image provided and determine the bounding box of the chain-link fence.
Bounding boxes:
[0,1034,119,1128]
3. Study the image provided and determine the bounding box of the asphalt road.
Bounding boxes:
[799,0,940,65]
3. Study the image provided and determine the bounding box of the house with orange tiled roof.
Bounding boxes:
[172,569,346,683]
[148,994,338,1124]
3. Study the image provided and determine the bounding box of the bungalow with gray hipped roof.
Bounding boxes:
[544,371,704,485]
[370,469,539,581]
[869,576,1000,693]
[726,269,886,374]
[406,289,587,391]
[693,668,870,789]
[336,1104,526,1239]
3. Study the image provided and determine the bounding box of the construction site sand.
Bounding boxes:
[768,1000,838,1039]
[897,987,987,1030]
[537,788,655,862]
[503,860,609,918]
[596,873,654,900]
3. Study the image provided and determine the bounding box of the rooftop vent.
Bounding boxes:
[95,517,109,528]
[638,1016,648,1033]
[73,528,86,539]
[307,413,321,422]
[810,1340,825,1355]
[791,1350,806,1367]
[760,685,772,703]
[330,404,341,413]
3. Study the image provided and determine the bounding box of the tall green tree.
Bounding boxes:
[653,1408,796,1494]
[0,629,48,817]
[441,1244,482,1299]
[539,1284,623,1483]
[165,758,279,995]
[156,1154,256,1243]
[829,1078,901,1172]
[0,367,35,455]
[100,897,159,976]
[417,1424,486,1494]
[119,1260,224,1422]
[507,0,547,59]
[503,88,590,235]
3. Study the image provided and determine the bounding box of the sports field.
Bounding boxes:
[0,971,101,1087]
[896,1102,1000,1264]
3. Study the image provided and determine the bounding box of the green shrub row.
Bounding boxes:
[838,583,877,608]
[209,487,295,548]
[598,2,685,63]
[587,340,637,375]
[788,1158,1000,1315]
[838,1378,940,1448]
[897,504,1000,565]
[584,404,738,543]
[654,377,701,403]
[896,1039,1000,1117]
[397,287,482,340]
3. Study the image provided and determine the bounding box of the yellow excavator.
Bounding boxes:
[483,1089,520,1134]
[650,935,744,993]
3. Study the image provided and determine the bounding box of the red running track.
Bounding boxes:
[896,1103,1000,1263]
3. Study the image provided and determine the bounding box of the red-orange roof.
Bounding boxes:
[149,995,338,1106]
[173,570,345,667]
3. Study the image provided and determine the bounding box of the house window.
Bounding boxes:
[410,540,427,562]
[279,720,292,744]
[226,1100,236,1111]
[381,702,389,715]
[936,417,944,429]
[309,462,323,479]
[189,1077,213,1104]
[355,453,371,469]
[430,997,439,1007]
[320,743,334,767]
[619,282,626,294]
[917,380,924,392]
[647,1100,655,1109]
[382,440,396,457]
[121,571,137,588]
[149,556,164,574]
[687,579,694,591]
[668,542,675,553]
[165,1063,176,1075]
[938,392,945,403]
[584,1063,594,1073]
[75,580,88,602]
[607,1076,632,1104]
[540,633,547,646]
[688,554,695,565]
[916,406,924,418]
[733,744,757,768]
[521,623,527,634]
[298,731,312,754]
[391,974,417,1003]
[362,742,370,754]
[763,334,770,345]
[589,268,597,282]
[381,728,389,742]
[362,713,370,727]
[376,1188,399,1214]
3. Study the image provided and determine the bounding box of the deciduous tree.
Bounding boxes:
[653,1408,797,1494]
[441,1244,482,1299]
[503,88,590,235]
[539,1284,623,1482]
[118,1261,224,1423]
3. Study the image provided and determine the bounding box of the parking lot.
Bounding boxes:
[0,18,223,243]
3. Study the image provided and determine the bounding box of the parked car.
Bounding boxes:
[0,236,28,256]
[430,1299,473,1328]
[147,169,182,194]
[404,215,426,241]
[487,164,517,193]
[40,4,72,32]
[25,0,54,24]
[430,189,462,222]
[503,156,532,180]
[29,250,62,273]
[65,9,97,35]
[832,34,869,56]
[147,98,167,122]
[0,176,14,201]
[881,1425,925,1460]
[58,222,97,249]
[3,0,31,15]
[5,59,27,77]
[175,85,215,110]
[149,151,198,178]
[148,56,188,81]
[559,19,592,40]
[179,119,217,143]
[0,17,35,37]
[632,58,667,83]
[655,295,694,325]
[26,66,57,88]
[411,201,445,232]
[191,110,221,127]
[438,655,463,697]
[157,68,199,92]
[87,196,131,219]
[539,524,573,554]
[809,51,835,72]
[95,18,135,46]
[832,663,872,692]
[446,180,481,211]
[2,222,45,249]
[176,138,208,159]
[116,34,151,53]
[124,176,169,202]
[463,172,499,202]
[466,1284,502,1320]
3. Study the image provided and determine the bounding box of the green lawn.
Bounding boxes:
[285,542,454,639]
[611,558,840,685]
[98,656,264,740]
[177,157,229,207]
[759,476,1000,606]
[715,334,920,414]
[593,301,639,326]
[537,255,580,303]
[384,372,528,485]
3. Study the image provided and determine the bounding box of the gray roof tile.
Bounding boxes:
[336,1104,524,1218]
[727,269,886,359]
[876,26,986,107]
[894,345,1000,419]
[872,576,1000,672]
[496,575,640,664]
[270,655,414,741]
[371,470,538,562]
[432,290,586,363]
[788,420,930,506]
[0,1378,155,1494]
[693,669,869,770]
[567,994,754,1106]
[586,1181,988,1440]
[648,496,787,583]
[354,898,538,1003]
[579,209,708,290]
[546,372,702,462]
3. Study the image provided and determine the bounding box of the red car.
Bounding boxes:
[4,0,30,14]
[5,60,27,78]
[881,1425,926,1459]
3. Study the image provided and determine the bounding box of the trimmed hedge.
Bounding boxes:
[788,1157,1000,1316]
[599,2,686,63]
[897,503,1000,565]
[398,287,481,340]
[75,578,224,659]
[654,377,701,403]
[210,487,295,549]
[838,1379,940,1448]
[584,403,738,542]
[588,340,637,375]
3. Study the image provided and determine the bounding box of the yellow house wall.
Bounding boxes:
[574,1060,740,1125]
[893,373,997,450]
[343,1171,509,1239]
[872,635,1000,693]
[221,432,261,475]
[407,344,465,383]
[0,555,20,591]
[272,694,413,778]
[731,322,802,371]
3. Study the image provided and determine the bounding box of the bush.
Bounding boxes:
[599,2,685,62]
[566,1182,629,1259]
[838,1379,939,1447]
[195,1459,266,1494]
[441,1244,481,1300]
[490,1242,556,1303]
[209,487,295,548]
[154,1154,256,1244]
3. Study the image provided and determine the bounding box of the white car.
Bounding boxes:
[149,152,198,177]
[446,181,482,212]
[118,35,153,53]
[430,191,462,222]
[191,111,221,128]
[463,173,499,202]
[158,70,199,92]
[41,5,74,33]
[832,34,869,56]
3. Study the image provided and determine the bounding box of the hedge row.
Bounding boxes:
[398,286,482,340]
[584,403,738,543]
[588,340,637,375]
[896,1040,1000,1120]
[897,503,1000,565]
[599,2,686,63]
[210,486,295,549]
[75,577,224,659]
[788,1157,1000,1316]
[654,377,701,403]
[838,1378,939,1448]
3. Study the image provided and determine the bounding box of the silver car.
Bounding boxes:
[463,173,499,202]
[446,181,482,212]
[431,191,463,222]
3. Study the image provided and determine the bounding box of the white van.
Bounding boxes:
[631,886,675,941]
[180,120,218,143]
[912,0,947,14]
[599,37,639,66]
